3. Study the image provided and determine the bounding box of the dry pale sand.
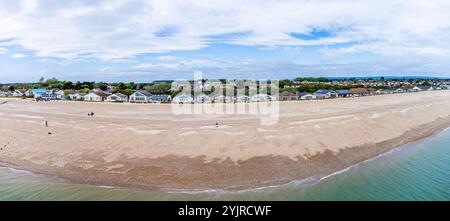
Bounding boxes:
[1,91,450,190]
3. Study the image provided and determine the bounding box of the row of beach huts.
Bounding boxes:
[0,85,447,104]
[278,85,444,101]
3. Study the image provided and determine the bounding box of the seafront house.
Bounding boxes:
[213,95,234,103]
[336,89,351,97]
[172,93,193,103]
[195,93,212,103]
[279,92,299,101]
[251,94,276,102]
[25,89,34,96]
[129,90,152,103]
[418,86,434,91]
[53,90,66,99]
[349,88,370,97]
[37,93,58,101]
[12,90,24,97]
[412,86,421,92]
[106,93,128,102]
[84,92,107,102]
[438,84,450,90]
[0,91,8,97]
[234,95,251,103]
[298,92,316,100]
[68,92,86,101]
[375,89,385,95]
[314,89,338,99]
[30,89,48,98]
[149,94,172,103]
[384,89,395,94]
[395,88,407,93]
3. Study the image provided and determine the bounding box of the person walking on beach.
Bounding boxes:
[45,120,48,127]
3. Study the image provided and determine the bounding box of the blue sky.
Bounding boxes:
[1,0,450,83]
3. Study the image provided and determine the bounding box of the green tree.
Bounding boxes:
[146,83,171,94]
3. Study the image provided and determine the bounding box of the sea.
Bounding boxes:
[1,128,449,201]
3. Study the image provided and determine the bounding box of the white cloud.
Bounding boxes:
[0,47,7,54]
[0,0,450,61]
[11,53,28,58]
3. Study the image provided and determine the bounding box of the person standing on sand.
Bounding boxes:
[45,121,48,127]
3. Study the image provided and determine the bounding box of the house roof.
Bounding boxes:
[85,92,101,97]
[175,94,193,98]
[134,90,152,97]
[32,89,47,94]
[195,93,211,98]
[314,89,335,94]
[111,93,127,98]
[298,92,314,96]
[349,88,369,94]
[94,91,109,98]
[418,86,432,90]
[336,89,350,94]
[150,94,171,98]
[280,91,297,96]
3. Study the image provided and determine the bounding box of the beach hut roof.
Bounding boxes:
[315,89,335,94]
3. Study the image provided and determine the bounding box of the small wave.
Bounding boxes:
[166,176,319,195]
[1,166,36,176]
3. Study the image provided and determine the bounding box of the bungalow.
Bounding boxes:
[195,93,212,103]
[53,90,66,99]
[84,92,107,102]
[25,89,34,96]
[298,92,316,100]
[149,94,172,103]
[279,92,298,101]
[68,93,86,100]
[106,93,128,102]
[349,88,370,97]
[383,89,395,94]
[438,84,450,90]
[129,90,152,103]
[172,94,193,103]
[37,93,58,101]
[375,89,385,95]
[213,95,233,103]
[31,89,47,98]
[336,89,351,97]
[314,90,337,99]
[11,90,24,97]
[251,94,276,102]
[234,95,251,103]
[0,91,8,97]
[12,90,24,97]
[395,88,407,93]
[418,86,434,91]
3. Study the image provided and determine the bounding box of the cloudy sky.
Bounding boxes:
[1,0,450,82]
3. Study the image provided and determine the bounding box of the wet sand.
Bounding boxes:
[1,91,450,190]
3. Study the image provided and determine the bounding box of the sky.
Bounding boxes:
[1,0,450,83]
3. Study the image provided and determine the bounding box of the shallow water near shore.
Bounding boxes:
[1,129,449,200]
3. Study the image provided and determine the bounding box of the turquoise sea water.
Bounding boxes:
[1,129,449,201]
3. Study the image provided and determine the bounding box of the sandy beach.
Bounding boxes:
[1,91,450,190]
